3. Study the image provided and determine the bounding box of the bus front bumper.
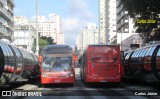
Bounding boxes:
[41,76,75,84]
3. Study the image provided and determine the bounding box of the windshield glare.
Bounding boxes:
[42,54,72,71]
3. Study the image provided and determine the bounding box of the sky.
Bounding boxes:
[14,0,99,47]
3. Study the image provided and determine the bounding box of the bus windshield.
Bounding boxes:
[90,46,118,63]
[42,53,72,71]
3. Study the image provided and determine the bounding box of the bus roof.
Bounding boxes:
[86,44,120,49]
[43,44,72,50]
[87,44,120,47]
[42,44,72,54]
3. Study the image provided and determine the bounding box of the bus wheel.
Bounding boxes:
[112,82,120,87]
[68,83,74,87]
[85,82,90,87]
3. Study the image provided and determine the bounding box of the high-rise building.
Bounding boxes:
[76,23,99,51]
[99,0,117,44]
[31,14,64,44]
[56,32,64,44]
[14,16,36,52]
[107,0,117,44]
[99,0,108,44]
[76,35,82,51]
[116,0,129,33]
[116,0,142,51]
[0,0,15,42]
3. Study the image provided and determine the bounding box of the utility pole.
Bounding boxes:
[36,0,39,55]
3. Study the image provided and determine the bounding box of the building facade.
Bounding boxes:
[116,0,129,33]
[116,0,143,51]
[107,0,117,44]
[56,32,64,44]
[76,35,82,51]
[121,33,143,51]
[0,0,15,42]
[99,0,117,44]
[14,16,36,52]
[31,14,64,44]
[76,23,99,51]
[99,0,108,44]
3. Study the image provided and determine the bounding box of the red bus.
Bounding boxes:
[79,45,123,84]
[40,45,75,85]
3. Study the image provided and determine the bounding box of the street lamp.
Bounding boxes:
[36,0,39,55]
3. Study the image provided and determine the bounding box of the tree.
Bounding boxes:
[120,0,160,43]
[32,38,49,53]
[40,36,55,44]
[39,38,49,49]
[32,36,57,53]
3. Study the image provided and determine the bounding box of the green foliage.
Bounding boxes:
[39,38,49,49]
[32,38,49,53]
[40,36,54,44]
[121,0,160,43]
[32,36,57,53]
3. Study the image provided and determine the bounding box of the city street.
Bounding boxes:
[1,68,158,99]
[0,0,160,99]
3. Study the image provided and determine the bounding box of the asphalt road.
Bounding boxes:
[1,68,160,99]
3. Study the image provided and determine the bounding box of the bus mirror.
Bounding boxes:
[73,54,77,62]
[38,55,42,63]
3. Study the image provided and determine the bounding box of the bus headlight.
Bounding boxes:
[67,73,74,77]
[42,73,48,77]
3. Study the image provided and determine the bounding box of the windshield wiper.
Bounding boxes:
[49,67,52,72]
[63,68,67,72]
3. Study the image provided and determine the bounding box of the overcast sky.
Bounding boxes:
[14,0,99,47]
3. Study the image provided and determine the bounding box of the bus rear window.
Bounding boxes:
[90,46,118,63]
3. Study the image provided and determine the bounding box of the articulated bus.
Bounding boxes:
[79,45,123,84]
[40,45,75,85]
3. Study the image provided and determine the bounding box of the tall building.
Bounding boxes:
[76,35,82,51]
[116,0,129,33]
[99,0,117,44]
[116,0,142,51]
[0,0,15,42]
[99,0,108,44]
[14,16,36,52]
[31,14,64,44]
[76,23,99,51]
[56,32,64,44]
[107,0,117,44]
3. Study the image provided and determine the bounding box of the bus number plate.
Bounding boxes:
[100,80,107,82]
[54,80,61,83]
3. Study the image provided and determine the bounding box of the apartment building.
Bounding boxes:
[76,23,99,51]
[116,0,142,50]
[14,16,36,52]
[31,14,64,44]
[0,0,15,42]
[107,0,117,44]
[99,0,108,44]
